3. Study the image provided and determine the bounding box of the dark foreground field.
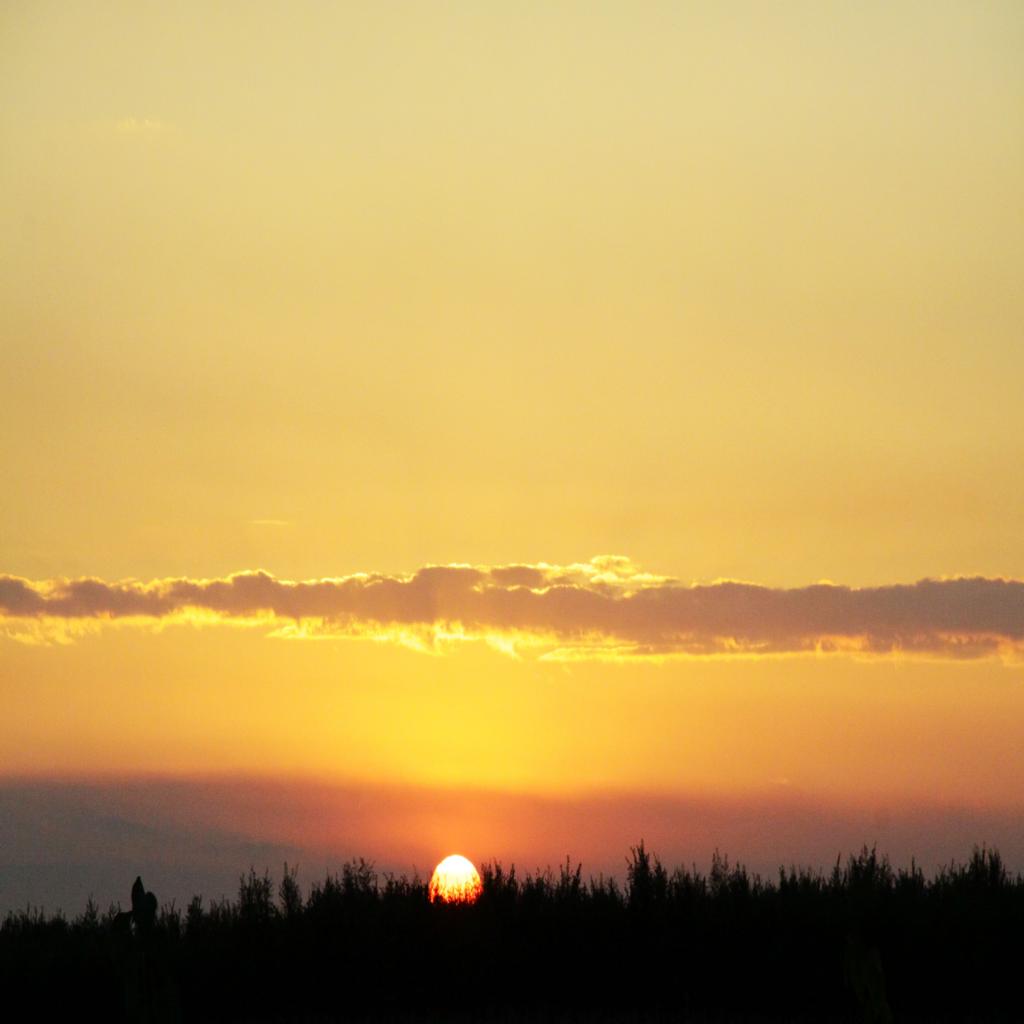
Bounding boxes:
[2,844,1021,1022]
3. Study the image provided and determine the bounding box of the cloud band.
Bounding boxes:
[2,557,1023,660]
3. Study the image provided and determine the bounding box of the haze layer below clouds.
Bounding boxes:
[4,776,1022,918]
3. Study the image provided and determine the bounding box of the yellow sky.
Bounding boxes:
[2,2,1023,847]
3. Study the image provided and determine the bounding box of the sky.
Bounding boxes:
[2,1,1023,913]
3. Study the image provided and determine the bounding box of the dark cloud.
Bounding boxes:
[2,559,1023,659]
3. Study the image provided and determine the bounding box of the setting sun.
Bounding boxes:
[428,854,483,904]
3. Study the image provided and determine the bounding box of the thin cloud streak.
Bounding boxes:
[2,557,1023,660]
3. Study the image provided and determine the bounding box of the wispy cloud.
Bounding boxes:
[2,557,1022,661]
[113,116,168,136]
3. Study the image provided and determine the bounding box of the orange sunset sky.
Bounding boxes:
[2,1,1023,911]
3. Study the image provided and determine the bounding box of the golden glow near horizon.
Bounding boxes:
[2,2,1024,863]
[429,855,483,904]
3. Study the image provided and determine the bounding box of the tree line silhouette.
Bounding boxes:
[2,844,1021,1021]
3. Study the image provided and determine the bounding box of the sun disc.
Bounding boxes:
[429,854,482,904]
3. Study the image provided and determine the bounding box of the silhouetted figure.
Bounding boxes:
[112,876,158,937]
[131,876,158,934]
[111,877,178,1022]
